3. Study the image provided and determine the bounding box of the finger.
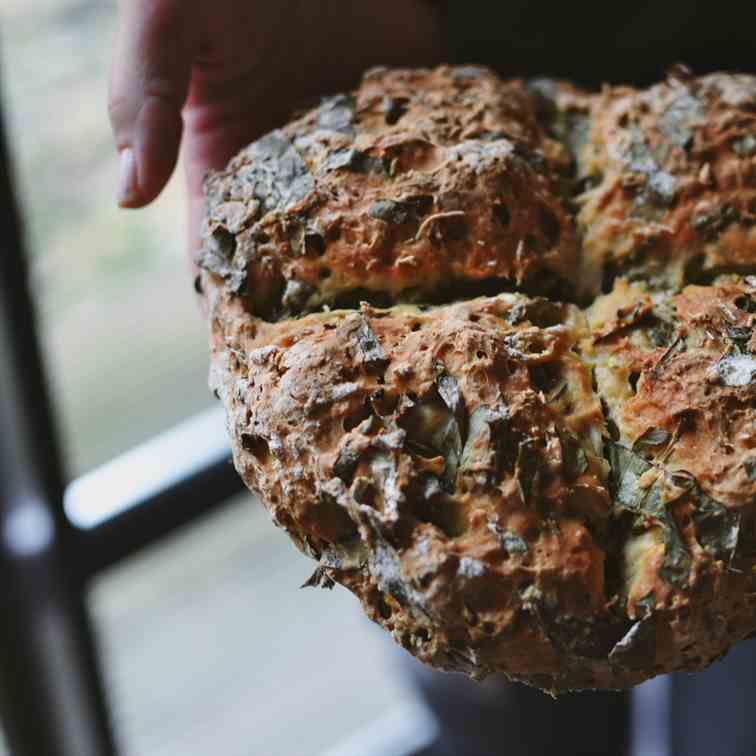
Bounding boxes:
[187,181,205,283]
[108,0,192,208]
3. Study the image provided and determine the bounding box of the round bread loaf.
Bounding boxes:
[197,65,756,693]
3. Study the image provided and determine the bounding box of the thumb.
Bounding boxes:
[108,0,191,208]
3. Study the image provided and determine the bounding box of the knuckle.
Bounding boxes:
[107,91,129,118]
[107,90,134,136]
[142,77,185,109]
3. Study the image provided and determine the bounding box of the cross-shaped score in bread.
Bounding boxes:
[197,65,756,694]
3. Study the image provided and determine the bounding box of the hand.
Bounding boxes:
[108,0,443,255]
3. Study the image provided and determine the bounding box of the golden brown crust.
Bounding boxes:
[582,275,756,684]
[573,71,756,293]
[198,66,756,693]
[200,66,578,320]
[207,286,622,689]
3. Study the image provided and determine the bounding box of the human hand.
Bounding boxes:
[108,0,443,255]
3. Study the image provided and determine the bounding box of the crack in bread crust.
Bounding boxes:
[198,65,756,693]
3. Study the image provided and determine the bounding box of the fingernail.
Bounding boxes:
[117,148,139,207]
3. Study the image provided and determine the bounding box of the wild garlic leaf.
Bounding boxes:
[369,199,416,225]
[692,489,740,566]
[301,566,335,590]
[516,438,542,506]
[725,325,752,354]
[334,443,360,484]
[670,470,741,567]
[610,442,740,578]
[733,133,756,156]
[607,442,691,587]
[635,591,656,618]
[608,618,656,669]
[559,430,589,480]
[318,94,356,135]
[658,88,704,149]
[632,427,671,456]
[460,404,509,475]
[324,148,386,174]
[244,130,315,212]
[428,414,464,492]
[744,458,756,481]
[433,368,467,490]
[717,354,756,387]
[434,365,465,417]
[403,397,464,492]
[355,317,386,366]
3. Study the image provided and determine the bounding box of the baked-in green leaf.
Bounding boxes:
[382,96,409,125]
[717,354,756,387]
[733,134,756,156]
[242,130,314,213]
[355,316,386,367]
[608,618,656,669]
[658,88,704,150]
[744,458,756,481]
[669,470,740,567]
[318,94,356,135]
[725,326,752,354]
[460,404,509,479]
[559,430,589,480]
[369,199,415,225]
[433,367,467,490]
[607,441,691,587]
[325,148,385,174]
[301,566,335,590]
[402,388,464,493]
[627,127,677,206]
[693,491,740,566]
[632,427,671,456]
[515,438,543,507]
[334,443,361,484]
[488,522,529,558]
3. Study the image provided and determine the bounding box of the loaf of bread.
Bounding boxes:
[197,65,756,693]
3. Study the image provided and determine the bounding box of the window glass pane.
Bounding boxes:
[2,5,424,754]
[3,0,213,476]
[89,495,417,756]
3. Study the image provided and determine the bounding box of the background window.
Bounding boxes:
[1,2,421,753]
[4,0,211,476]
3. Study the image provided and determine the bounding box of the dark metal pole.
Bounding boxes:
[0,99,117,755]
[65,405,245,579]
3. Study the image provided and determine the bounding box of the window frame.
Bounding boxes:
[0,95,242,755]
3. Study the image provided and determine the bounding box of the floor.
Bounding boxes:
[87,494,421,756]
